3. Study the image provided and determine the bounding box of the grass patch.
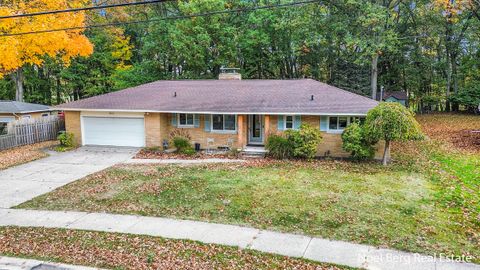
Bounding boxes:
[0,226,351,270]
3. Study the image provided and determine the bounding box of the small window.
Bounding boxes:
[178,113,194,127]
[21,115,31,119]
[212,114,237,132]
[42,113,49,117]
[329,117,338,130]
[329,116,348,131]
[224,115,236,131]
[339,117,348,129]
[284,115,294,129]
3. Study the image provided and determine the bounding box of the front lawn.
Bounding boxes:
[18,160,477,260]
[0,141,58,170]
[17,114,480,262]
[0,227,348,270]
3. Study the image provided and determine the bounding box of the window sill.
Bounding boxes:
[177,125,195,128]
[326,130,344,134]
[210,130,237,134]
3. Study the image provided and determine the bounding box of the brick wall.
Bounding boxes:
[266,115,385,159]
[167,113,244,150]
[64,111,82,146]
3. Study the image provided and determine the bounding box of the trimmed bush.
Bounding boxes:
[365,102,423,165]
[341,122,375,160]
[267,124,322,160]
[285,124,322,159]
[265,134,294,159]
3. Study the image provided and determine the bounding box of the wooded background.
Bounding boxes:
[0,0,479,113]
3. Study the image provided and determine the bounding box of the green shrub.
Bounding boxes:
[53,146,69,152]
[341,122,375,160]
[265,134,294,159]
[57,132,75,148]
[285,124,322,159]
[173,136,192,153]
[179,147,196,156]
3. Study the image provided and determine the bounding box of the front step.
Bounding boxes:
[241,146,268,158]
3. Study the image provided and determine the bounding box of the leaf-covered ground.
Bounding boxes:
[0,141,58,170]
[0,227,350,270]
[415,113,480,153]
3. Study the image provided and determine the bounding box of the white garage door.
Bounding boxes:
[82,117,145,147]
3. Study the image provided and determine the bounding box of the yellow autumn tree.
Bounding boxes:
[0,0,93,101]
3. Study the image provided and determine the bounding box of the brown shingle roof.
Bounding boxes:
[57,79,378,115]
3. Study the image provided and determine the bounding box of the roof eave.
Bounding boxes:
[57,107,370,116]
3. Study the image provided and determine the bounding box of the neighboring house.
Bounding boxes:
[0,100,54,134]
[57,74,384,158]
[380,91,408,106]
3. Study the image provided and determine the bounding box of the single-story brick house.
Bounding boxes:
[0,100,55,134]
[57,75,384,158]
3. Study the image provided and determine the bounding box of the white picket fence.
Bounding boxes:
[0,115,65,151]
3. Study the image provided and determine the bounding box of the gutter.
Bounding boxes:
[57,108,368,116]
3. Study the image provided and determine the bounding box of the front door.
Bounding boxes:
[248,115,264,145]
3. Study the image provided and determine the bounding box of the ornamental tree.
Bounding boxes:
[0,0,93,101]
[364,102,423,165]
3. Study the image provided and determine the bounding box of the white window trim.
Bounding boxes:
[283,115,295,130]
[21,115,31,119]
[327,116,350,133]
[211,114,237,134]
[177,113,195,128]
[326,116,366,133]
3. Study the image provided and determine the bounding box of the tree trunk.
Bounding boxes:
[445,57,452,112]
[382,140,390,166]
[11,68,25,102]
[451,53,459,111]
[56,77,61,105]
[371,53,379,100]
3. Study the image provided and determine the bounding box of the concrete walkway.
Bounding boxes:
[0,256,103,270]
[125,158,246,164]
[0,147,137,208]
[0,209,478,270]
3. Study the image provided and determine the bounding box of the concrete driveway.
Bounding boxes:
[0,146,137,208]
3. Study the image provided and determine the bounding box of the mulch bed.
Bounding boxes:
[135,148,240,160]
[0,227,346,270]
[0,141,58,170]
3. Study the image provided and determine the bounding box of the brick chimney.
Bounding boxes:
[219,67,241,80]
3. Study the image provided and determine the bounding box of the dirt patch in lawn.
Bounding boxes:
[0,227,349,270]
[0,141,58,170]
